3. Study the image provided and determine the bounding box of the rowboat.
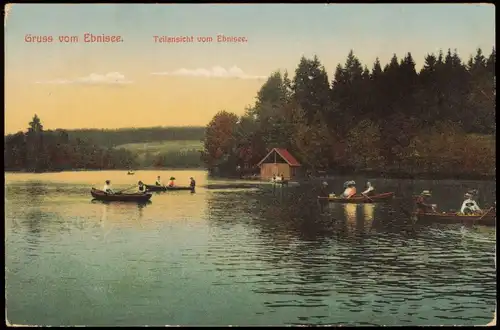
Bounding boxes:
[91,188,152,202]
[317,192,395,203]
[145,184,194,192]
[415,211,496,226]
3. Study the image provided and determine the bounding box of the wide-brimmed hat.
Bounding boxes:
[170,177,176,180]
[421,190,431,196]
[138,181,143,184]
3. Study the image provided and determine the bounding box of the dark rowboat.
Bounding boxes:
[145,184,194,192]
[91,188,152,202]
[415,211,496,226]
[317,192,395,203]
[145,184,167,192]
[167,186,194,191]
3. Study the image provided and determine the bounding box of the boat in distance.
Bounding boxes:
[91,188,152,202]
[317,192,395,203]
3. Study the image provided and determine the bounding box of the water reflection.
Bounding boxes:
[204,184,495,325]
[25,181,49,201]
[4,172,497,326]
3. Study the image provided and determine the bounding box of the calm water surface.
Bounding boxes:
[5,170,497,326]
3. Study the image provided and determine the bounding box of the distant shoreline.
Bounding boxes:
[217,171,496,182]
[4,167,205,174]
[4,168,495,182]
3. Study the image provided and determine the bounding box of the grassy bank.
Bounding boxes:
[116,140,204,168]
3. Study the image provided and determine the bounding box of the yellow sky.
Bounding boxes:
[5,74,262,133]
[4,4,495,134]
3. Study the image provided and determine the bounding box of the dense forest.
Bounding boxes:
[203,47,496,179]
[4,115,139,172]
[4,120,206,171]
[64,127,205,148]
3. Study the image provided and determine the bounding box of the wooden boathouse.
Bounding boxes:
[256,148,301,180]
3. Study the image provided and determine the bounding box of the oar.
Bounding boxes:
[362,192,374,203]
[477,206,495,221]
[116,184,137,194]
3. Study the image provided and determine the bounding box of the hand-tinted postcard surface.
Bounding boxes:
[4,3,496,326]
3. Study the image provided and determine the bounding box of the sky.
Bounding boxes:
[4,3,496,133]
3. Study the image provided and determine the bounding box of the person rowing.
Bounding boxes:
[320,181,329,197]
[168,177,176,187]
[415,190,437,213]
[342,180,356,199]
[137,181,147,194]
[460,192,482,215]
[103,180,115,194]
[361,181,375,197]
[155,176,162,186]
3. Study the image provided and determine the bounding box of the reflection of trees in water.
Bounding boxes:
[204,185,496,315]
[24,209,43,252]
[206,188,385,246]
[24,181,49,202]
[95,200,151,230]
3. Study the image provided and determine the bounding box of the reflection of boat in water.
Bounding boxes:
[91,188,152,202]
[344,203,357,222]
[363,204,375,222]
[414,211,496,226]
[93,199,152,207]
[318,192,395,203]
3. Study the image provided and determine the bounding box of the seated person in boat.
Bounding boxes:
[342,181,356,199]
[460,193,482,215]
[190,177,196,188]
[362,182,375,196]
[415,190,437,213]
[137,181,147,194]
[155,176,162,186]
[103,180,115,194]
[168,177,176,187]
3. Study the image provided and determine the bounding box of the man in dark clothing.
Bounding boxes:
[138,181,146,194]
[319,181,329,197]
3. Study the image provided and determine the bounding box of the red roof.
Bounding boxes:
[257,148,301,167]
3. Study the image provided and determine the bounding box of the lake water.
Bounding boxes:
[5,170,497,326]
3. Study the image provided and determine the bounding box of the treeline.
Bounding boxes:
[203,47,496,179]
[67,126,205,148]
[4,115,138,172]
